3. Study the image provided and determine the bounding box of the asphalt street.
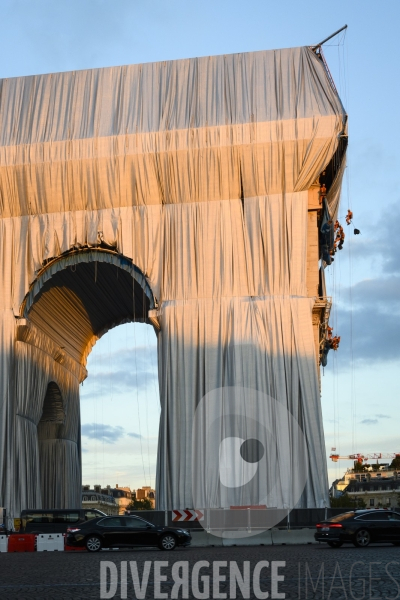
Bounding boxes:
[0,543,399,599]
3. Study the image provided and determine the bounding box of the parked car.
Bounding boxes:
[66,515,192,552]
[21,508,107,534]
[315,509,400,547]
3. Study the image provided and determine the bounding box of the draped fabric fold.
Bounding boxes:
[157,295,328,509]
[0,47,345,217]
[0,311,16,518]
[39,440,81,509]
[326,153,347,221]
[12,341,81,514]
[0,45,346,518]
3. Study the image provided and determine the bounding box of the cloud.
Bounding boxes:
[332,302,400,365]
[81,345,158,400]
[127,432,142,439]
[357,415,389,426]
[350,200,400,276]
[81,423,125,444]
[326,201,400,367]
[82,368,157,396]
[351,276,400,312]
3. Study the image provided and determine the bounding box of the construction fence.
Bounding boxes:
[126,508,353,531]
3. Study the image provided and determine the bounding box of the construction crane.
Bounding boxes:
[330,452,400,464]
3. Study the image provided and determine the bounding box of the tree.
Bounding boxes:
[330,493,366,509]
[126,497,154,511]
[390,456,400,471]
[353,461,368,473]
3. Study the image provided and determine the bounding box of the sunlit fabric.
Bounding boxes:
[0,46,346,519]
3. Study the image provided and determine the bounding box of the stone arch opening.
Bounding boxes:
[21,249,158,370]
[38,382,65,432]
[37,382,66,507]
[18,249,159,509]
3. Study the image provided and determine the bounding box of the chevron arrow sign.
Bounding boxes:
[172,509,204,522]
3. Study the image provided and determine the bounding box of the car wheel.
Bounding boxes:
[86,535,102,552]
[159,534,177,551]
[327,541,343,548]
[353,529,371,548]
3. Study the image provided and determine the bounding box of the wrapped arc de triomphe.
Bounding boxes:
[0,46,347,520]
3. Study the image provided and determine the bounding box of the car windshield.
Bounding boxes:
[329,512,355,522]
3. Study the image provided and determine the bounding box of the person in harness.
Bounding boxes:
[346,209,353,225]
[319,183,327,205]
[338,227,345,250]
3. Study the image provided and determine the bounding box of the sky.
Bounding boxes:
[2,0,399,492]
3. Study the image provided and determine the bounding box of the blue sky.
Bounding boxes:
[2,0,399,491]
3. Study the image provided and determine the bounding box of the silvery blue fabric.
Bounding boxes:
[0,46,346,519]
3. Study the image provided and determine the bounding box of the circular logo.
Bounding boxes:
[192,387,308,538]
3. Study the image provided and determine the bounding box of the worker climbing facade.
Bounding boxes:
[317,163,351,367]
[346,209,353,225]
[331,336,341,351]
[319,182,327,205]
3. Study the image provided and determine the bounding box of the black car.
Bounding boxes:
[66,515,192,552]
[315,509,400,548]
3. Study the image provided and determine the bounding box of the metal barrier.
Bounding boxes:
[126,507,354,531]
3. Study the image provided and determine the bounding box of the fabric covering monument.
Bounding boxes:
[0,46,347,519]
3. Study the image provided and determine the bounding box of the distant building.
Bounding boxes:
[82,484,154,514]
[330,478,348,498]
[81,485,119,515]
[346,473,400,508]
[331,466,400,508]
[136,486,156,508]
[111,485,134,514]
